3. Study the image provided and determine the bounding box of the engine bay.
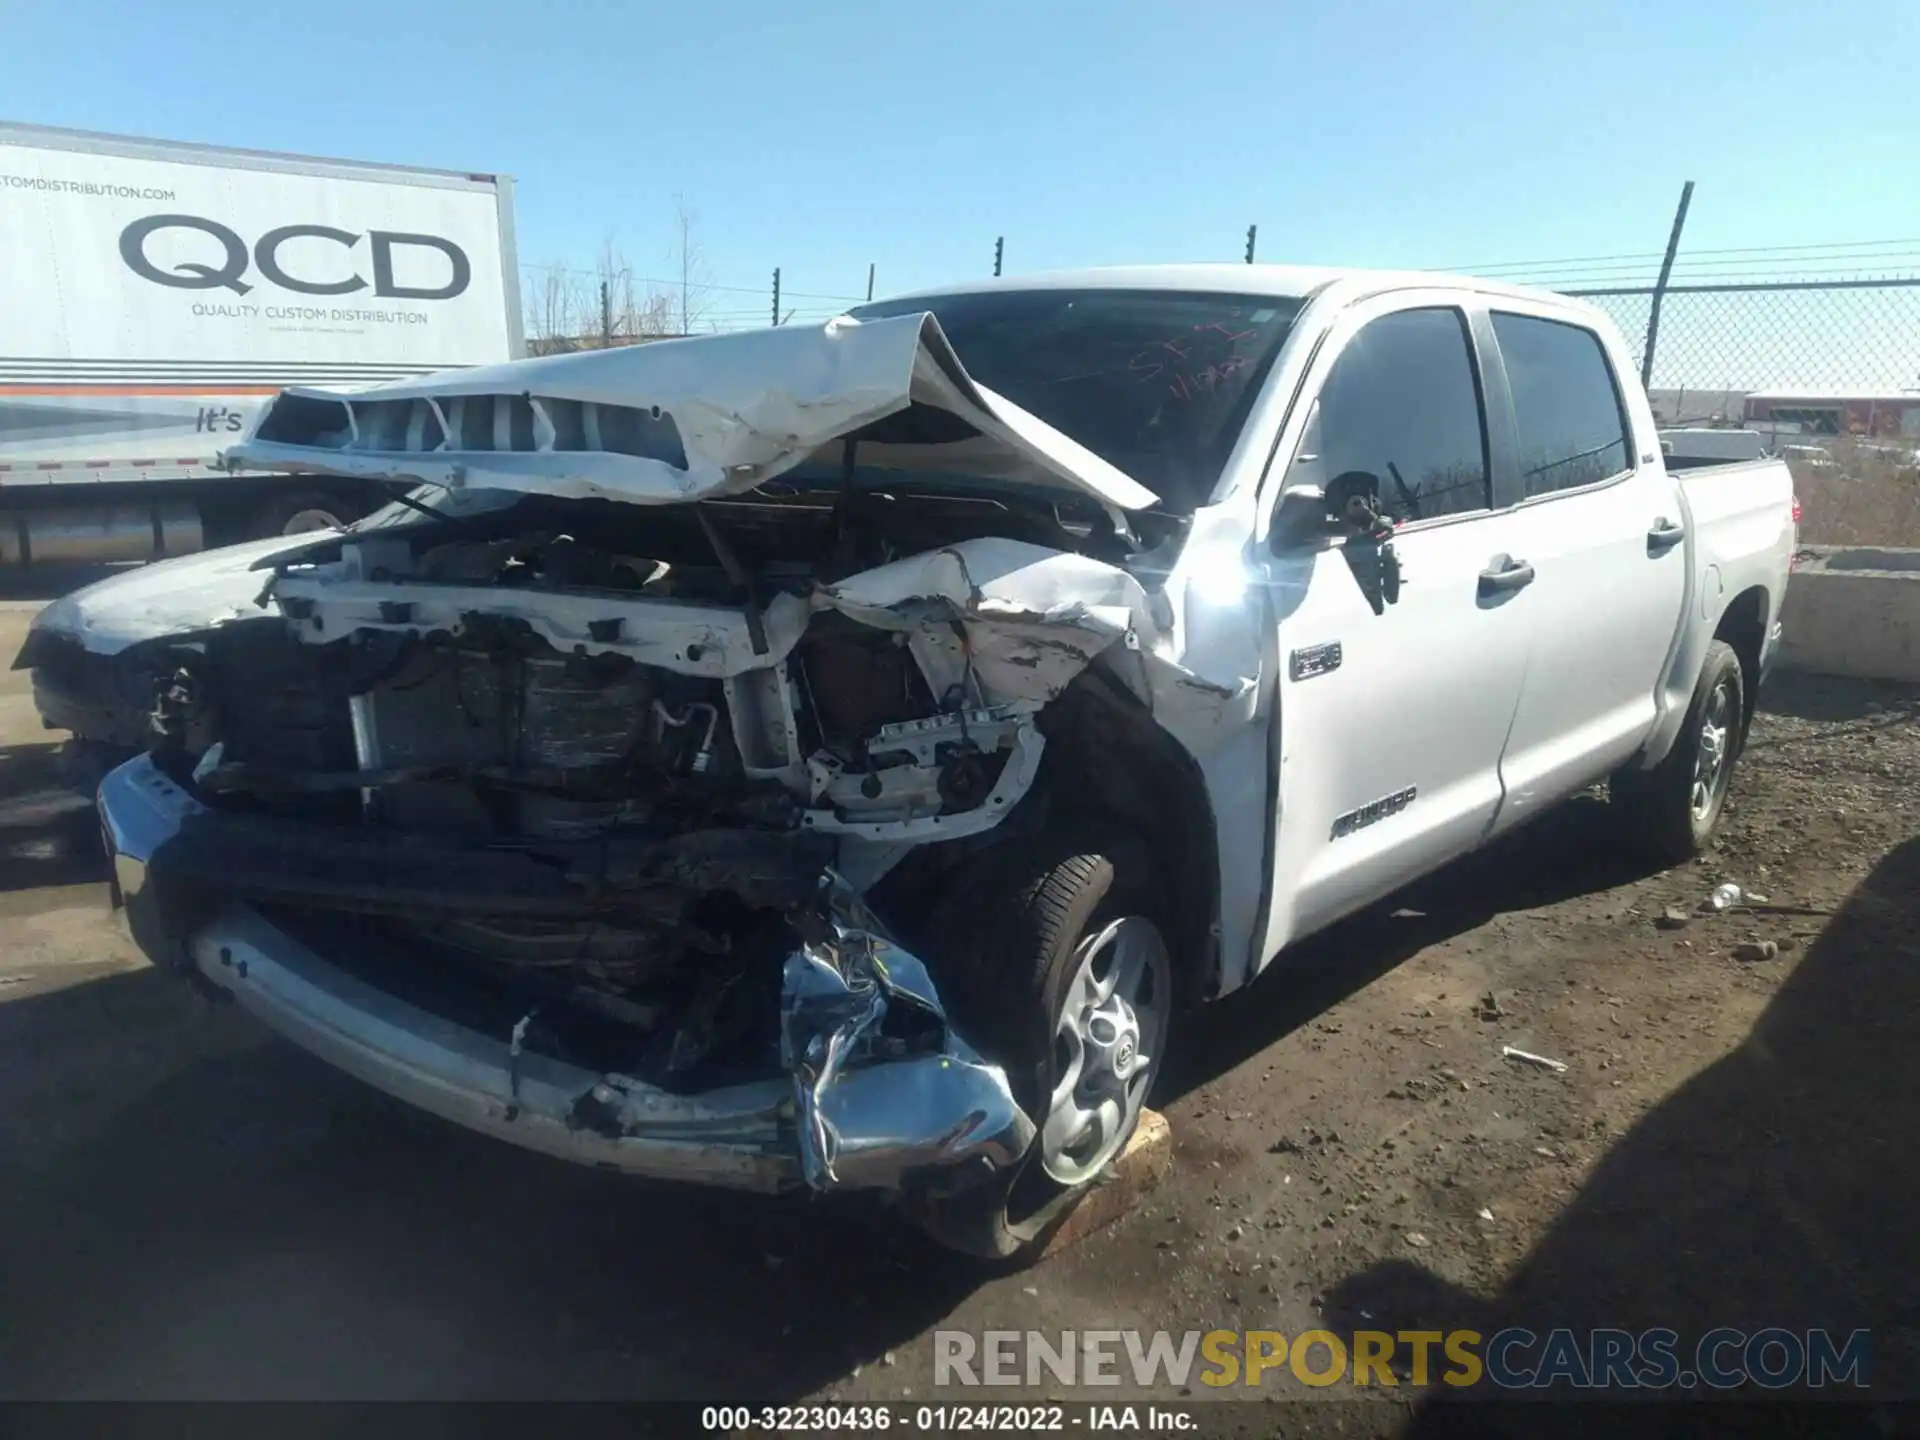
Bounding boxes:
[137,492,1108,1088]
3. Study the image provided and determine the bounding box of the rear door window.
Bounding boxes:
[1491,312,1633,497]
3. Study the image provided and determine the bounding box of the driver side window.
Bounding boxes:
[1312,307,1491,522]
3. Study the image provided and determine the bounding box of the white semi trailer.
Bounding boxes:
[0,122,521,567]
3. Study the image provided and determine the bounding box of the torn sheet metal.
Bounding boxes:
[815,540,1145,701]
[225,313,1161,513]
[779,882,1034,1190]
[812,538,1260,725]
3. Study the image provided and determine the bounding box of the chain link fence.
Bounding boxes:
[1564,273,1920,547]
[1563,278,1920,403]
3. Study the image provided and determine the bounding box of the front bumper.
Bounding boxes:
[98,754,1034,1194]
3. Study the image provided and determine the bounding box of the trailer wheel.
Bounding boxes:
[253,488,355,539]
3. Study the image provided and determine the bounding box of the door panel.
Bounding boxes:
[1253,301,1529,960]
[1260,517,1532,951]
[1481,309,1688,830]
[1490,471,1688,829]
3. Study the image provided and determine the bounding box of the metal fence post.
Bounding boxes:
[1642,181,1695,387]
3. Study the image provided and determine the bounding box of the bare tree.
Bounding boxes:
[524,240,687,355]
[521,201,711,353]
[670,195,714,334]
[526,260,590,354]
[595,235,680,343]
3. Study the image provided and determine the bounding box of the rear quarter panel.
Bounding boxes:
[1638,456,1796,766]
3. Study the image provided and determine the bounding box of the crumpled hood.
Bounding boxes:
[23,531,327,656]
[224,312,1161,513]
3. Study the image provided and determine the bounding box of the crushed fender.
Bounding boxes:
[779,879,1035,1190]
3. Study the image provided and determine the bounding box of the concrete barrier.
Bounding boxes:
[1777,546,1920,682]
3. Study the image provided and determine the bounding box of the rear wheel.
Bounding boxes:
[1612,639,1745,864]
[908,822,1171,1259]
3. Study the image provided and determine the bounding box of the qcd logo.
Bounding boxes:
[118,214,471,300]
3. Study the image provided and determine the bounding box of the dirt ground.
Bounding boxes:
[1,600,1915,1430]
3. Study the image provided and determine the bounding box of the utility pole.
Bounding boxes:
[771,268,781,327]
[866,262,875,302]
[993,236,1004,277]
[600,279,612,345]
[1245,225,1257,264]
[1641,180,1695,389]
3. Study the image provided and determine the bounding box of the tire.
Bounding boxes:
[906,822,1172,1259]
[250,488,356,540]
[1611,639,1745,865]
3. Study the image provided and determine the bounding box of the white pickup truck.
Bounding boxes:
[26,266,1795,1255]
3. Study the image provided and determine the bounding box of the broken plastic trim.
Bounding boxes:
[779,878,1035,1190]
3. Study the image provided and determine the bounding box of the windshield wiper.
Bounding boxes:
[369,482,492,537]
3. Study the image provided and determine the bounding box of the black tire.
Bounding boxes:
[250,487,357,540]
[906,821,1170,1259]
[1611,639,1745,865]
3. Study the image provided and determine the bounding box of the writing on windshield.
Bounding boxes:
[852,289,1302,513]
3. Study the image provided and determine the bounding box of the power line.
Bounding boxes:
[1446,236,1920,276]
[1481,249,1920,274]
[1525,263,1920,290]
[519,261,864,303]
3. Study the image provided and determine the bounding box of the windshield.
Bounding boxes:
[851,288,1302,514]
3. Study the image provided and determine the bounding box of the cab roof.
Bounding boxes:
[874,262,1582,311]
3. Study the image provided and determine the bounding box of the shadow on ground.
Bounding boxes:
[0,965,988,1400]
[1162,794,1662,1100]
[0,742,105,894]
[1321,836,1920,1432]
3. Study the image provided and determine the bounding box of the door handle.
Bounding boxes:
[1477,556,1535,596]
[1647,517,1687,552]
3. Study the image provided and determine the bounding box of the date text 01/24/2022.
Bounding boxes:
[700,1404,1200,1431]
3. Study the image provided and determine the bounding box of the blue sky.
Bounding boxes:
[6,0,1917,324]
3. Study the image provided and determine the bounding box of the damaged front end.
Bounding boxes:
[88,312,1249,1225]
[101,753,1034,1193]
[86,518,1077,1208]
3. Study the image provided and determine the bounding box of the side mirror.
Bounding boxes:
[1270,470,1391,553]
[1270,485,1332,552]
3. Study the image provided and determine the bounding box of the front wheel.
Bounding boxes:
[1612,639,1745,864]
[908,823,1172,1258]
